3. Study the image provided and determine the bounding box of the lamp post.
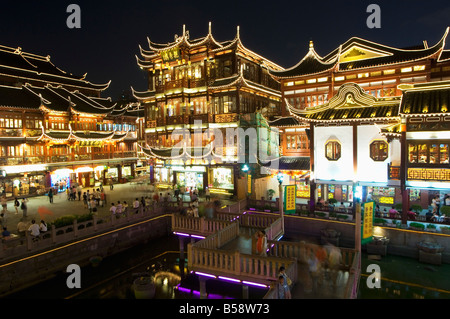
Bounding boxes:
[277,172,284,233]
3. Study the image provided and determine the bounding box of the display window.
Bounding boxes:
[210,167,234,190]
[325,140,341,161]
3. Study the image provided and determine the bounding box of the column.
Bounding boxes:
[199,277,207,299]
[242,284,249,299]
[308,122,315,215]
[400,120,409,225]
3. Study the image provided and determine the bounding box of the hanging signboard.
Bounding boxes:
[247,174,251,194]
[284,185,296,215]
[362,201,375,245]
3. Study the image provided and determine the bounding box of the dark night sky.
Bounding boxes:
[1,0,449,100]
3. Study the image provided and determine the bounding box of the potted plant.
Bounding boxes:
[315,212,327,218]
[267,189,276,200]
[374,218,387,226]
[426,223,437,232]
[410,204,423,214]
[409,222,425,231]
[337,214,349,221]
[440,226,450,234]
[441,206,450,218]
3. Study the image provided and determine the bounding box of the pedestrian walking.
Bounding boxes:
[14,197,19,215]
[110,203,117,216]
[255,230,263,255]
[205,187,211,202]
[1,195,7,211]
[278,266,292,299]
[277,276,289,299]
[77,185,82,201]
[48,188,54,203]
[109,178,114,190]
[100,191,105,207]
[83,192,88,209]
[20,198,28,218]
[133,198,140,212]
[260,230,268,257]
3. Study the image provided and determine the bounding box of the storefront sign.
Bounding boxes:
[407,168,450,182]
[247,174,251,194]
[362,201,375,245]
[284,185,296,215]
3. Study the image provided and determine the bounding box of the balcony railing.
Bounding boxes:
[0,129,23,137]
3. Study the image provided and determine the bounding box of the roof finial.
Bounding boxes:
[236,25,240,39]
[309,40,314,49]
[208,21,212,35]
[183,24,186,36]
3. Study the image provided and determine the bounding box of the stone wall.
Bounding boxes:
[0,215,171,297]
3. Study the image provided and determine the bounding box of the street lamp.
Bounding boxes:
[277,172,284,233]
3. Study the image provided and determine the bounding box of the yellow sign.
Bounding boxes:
[378,196,394,204]
[284,185,296,214]
[407,168,450,182]
[247,174,251,194]
[362,201,375,244]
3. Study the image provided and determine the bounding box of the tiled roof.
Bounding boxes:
[400,84,450,115]
[259,156,310,171]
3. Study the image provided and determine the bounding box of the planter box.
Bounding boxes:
[419,250,442,265]
[366,243,387,256]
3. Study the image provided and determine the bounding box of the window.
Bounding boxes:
[370,140,388,161]
[325,140,341,161]
[408,141,450,165]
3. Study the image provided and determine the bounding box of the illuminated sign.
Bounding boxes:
[161,48,181,63]
[378,196,394,205]
[362,201,375,245]
[407,168,450,182]
[284,185,296,215]
[247,174,251,194]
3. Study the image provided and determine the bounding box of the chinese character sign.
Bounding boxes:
[362,201,375,245]
[284,185,296,215]
[247,174,252,195]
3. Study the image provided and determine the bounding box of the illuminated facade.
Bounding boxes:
[0,44,142,197]
[133,24,283,197]
[269,28,450,219]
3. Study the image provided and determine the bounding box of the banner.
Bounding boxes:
[284,185,296,215]
[362,201,375,245]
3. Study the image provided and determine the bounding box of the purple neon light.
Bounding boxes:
[218,276,241,283]
[249,208,256,211]
[173,232,190,237]
[195,271,217,278]
[191,234,205,239]
[242,281,268,288]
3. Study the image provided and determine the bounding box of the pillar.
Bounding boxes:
[199,277,207,299]
[179,236,185,261]
[117,164,122,183]
[309,122,315,215]
[400,121,409,225]
[242,284,249,299]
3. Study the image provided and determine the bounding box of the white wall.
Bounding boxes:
[357,125,389,183]
[314,126,354,181]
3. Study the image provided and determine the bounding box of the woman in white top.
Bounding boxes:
[39,220,47,233]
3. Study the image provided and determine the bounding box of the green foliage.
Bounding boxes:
[409,222,425,230]
[394,203,403,211]
[337,214,349,220]
[267,189,276,197]
[426,223,437,229]
[49,213,93,228]
[440,206,450,217]
[316,212,326,218]
[374,218,387,224]
[328,198,338,205]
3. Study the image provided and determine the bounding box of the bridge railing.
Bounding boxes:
[191,221,240,251]
[343,251,361,299]
[171,214,233,236]
[0,204,167,261]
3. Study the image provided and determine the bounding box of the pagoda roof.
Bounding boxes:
[0,84,42,109]
[0,45,111,91]
[379,123,401,139]
[270,27,449,78]
[138,24,284,71]
[131,87,156,100]
[38,127,130,143]
[398,80,450,116]
[287,83,400,122]
[268,116,302,127]
[138,144,214,160]
[438,50,450,62]
[269,42,339,79]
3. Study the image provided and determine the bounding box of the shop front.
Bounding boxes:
[208,166,234,196]
[50,168,75,192]
[173,165,205,192]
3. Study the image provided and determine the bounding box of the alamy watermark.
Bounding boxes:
[66,4,81,29]
[366,4,381,29]
[169,120,280,174]
[366,264,381,289]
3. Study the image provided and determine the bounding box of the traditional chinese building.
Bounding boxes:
[266,28,450,213]
[0,44,142,197]
[133,24,283,198]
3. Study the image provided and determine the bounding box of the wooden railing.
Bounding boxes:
[172,214,234,237]
[192,221,240,250]
[267,240,357,270]
[343,251,361,299]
